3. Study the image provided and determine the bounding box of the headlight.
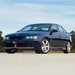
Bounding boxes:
[26,36,38,39]
[4,37,9,40]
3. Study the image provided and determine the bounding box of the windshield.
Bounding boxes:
[20,24,51,32]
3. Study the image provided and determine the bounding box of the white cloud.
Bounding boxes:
[0,2,75,36]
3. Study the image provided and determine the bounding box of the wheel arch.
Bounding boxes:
[68,40,72,44]
[43,37,50,41]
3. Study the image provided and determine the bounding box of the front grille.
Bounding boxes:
[10,36,23,40]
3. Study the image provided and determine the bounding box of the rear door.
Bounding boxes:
[57,25,68,47]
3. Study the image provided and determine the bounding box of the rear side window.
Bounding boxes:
[58,25,66,33]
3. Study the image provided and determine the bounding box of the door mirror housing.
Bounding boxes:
[17,30,20,32]
[50,29,57,35]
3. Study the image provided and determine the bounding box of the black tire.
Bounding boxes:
[5,49,17,54]
[63,42,71,54]
[35,39,50,54]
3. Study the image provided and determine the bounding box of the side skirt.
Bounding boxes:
[50,47,66,50]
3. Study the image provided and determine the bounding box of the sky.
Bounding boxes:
[0,0,75,36]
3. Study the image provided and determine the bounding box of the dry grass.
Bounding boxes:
[18,49,75,53]
[71,49,75,53]
[0,48,75,53]
[18,49,63,53]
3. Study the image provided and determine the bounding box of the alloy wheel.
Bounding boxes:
[41,39,50,53]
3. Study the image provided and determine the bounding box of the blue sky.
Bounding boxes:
[0,0,75,36]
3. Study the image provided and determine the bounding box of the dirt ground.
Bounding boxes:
[0,52,75,75]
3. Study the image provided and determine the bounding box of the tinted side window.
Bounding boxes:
[51,25,58,31]
[58,25,66,33]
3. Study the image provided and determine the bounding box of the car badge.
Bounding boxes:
[13,41,16,44]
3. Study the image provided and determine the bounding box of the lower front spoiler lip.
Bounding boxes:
[3,47,34,50]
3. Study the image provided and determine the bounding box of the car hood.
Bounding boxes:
[5,31,48,37]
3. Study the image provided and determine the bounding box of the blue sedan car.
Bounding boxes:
[3,23,71,54]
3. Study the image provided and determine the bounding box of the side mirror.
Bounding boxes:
[50,29,57,35]
[17,31,20,32]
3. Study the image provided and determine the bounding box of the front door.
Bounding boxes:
[49,24,60,47]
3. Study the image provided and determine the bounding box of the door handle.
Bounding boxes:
[66,36,68,38]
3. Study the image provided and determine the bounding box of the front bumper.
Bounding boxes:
[3,40,41,50]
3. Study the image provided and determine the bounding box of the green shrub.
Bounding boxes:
[0,30,4,52]
[71,31,75,50]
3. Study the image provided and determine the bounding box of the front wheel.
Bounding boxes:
[5,49,17,54]
[63,42,71,53]
[35,39,50,54]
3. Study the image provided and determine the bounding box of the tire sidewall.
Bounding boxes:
[41,39,50,53]
[5,49,17,54]
[63,42,71,53]
[34,38,50,54]
[66,42,71,53]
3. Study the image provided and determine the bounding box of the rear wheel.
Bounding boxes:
[63,42,71,53]
[5,49,17,54]
[35,39,50,54]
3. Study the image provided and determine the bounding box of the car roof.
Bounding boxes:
[29,23,59,26]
